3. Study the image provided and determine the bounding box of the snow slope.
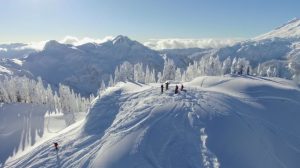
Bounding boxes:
[5,76,300,168]
[255,18,300,41]
[0,103,86,166]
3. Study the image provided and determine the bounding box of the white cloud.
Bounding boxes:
[5,36,243,51]
[17,41,49,51]
[0,48,8,52]
[144,38,243,50]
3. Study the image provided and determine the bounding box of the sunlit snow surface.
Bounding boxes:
[4,75,300,168]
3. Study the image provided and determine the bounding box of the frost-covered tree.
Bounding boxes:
[36,77,46,104]
[180,55,225,81]
[101,80,106,91]
[108,75,114,87]
[231,57,237,74]
[150,69,156,83]
[119,61,134,81]
[145,65,151,84]
[114,66,121,83]
[114,61,134,82]
[175,68,182,82]
[181,71,187,82]
[59,84,74,125]
[185,64,195,81]
[222,57,232,75]
[46,84,55,110]
[205,56,222,76]
[230,57,251,75]
[157,72,162,83]
[289,62,300,83]
[236,58,250,75]
[267,67,272,77]
[0,80,9,103]
[112,62,157,85]
[133,63,145,83]
[98,80,106,95]
[53,91,60,113]
[162,59,176,81]
[272,67,278,77]
[0,76,91,124]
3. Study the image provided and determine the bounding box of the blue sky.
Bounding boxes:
[0,0,299,43]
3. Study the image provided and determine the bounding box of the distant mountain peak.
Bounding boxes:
[112,35,133,45]
[43,40,63,49]
[254,17,300,41]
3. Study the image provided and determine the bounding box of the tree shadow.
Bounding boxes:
[0,103,48,165]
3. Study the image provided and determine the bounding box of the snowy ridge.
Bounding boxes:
[5,76,300,168]
[254,18,300,40]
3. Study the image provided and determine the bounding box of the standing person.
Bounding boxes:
[247,67,250,75]
[161,84,164,93]
[239,65,244,75]
[181,84,184,91]
[165,81,169,90]
[175,85,179,94]
[54,142,58,151]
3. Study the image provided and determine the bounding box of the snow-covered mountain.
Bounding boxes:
[161,18,300,74]
[1,19,300,96]
[4,76,300,168]
[174,18,300,80]
[1,36,164,95]
[0,43,37,59]
[2,17,300,168]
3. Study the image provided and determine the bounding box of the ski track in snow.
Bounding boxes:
[200,128,220,168]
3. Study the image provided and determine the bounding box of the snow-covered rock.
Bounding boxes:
[4,76,300,168]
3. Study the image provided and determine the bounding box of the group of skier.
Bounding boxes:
[161,81,184,94]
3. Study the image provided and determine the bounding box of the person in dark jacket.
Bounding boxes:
[161,84,164,93]
[180,84,184,91]
[54,142,58,150]
[175,85,179,94]
[247,67,250,75]
[165,81,169,90]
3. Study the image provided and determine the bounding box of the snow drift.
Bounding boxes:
[4,76,300,168]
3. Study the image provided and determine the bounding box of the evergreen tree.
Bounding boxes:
[175,68,182,82]
[108,75,114,87]
[222,57,232,75]
[162,59,176,82]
